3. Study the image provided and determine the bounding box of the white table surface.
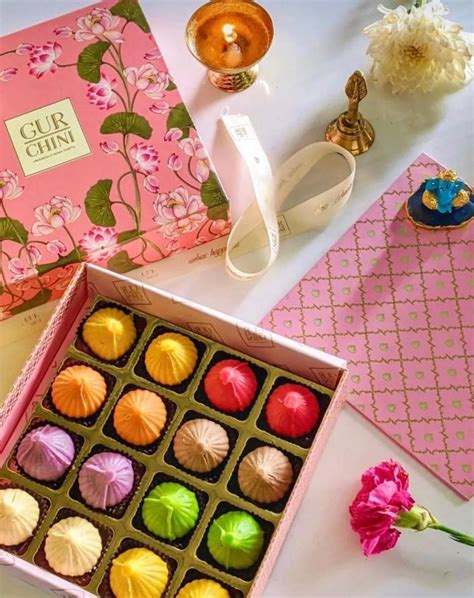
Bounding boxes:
[1,1,473,596]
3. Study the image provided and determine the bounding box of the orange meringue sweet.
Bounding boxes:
[51,365,107,418]
[113,389,167,446]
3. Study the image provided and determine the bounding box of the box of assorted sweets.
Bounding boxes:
[0,263,348,598]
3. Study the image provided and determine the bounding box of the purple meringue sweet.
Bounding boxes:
[78,451,134,509]
[16,424,75,482]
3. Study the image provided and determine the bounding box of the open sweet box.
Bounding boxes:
[0,263,348,597]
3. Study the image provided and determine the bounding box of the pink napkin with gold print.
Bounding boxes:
[261,154,474,499]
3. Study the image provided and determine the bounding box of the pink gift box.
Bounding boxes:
[0,0,230,321]
[0,263,348,597]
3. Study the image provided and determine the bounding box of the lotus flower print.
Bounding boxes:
[75,7,124,44]
[100,141,120,154]
[144,175,160,194]
[87,72,118,110]
[130,142,159,174]
[32,196,81,235]
[144,47,161,61]
[0,170,24,200]
[27,246,42,265]
[46,240,68,255]
[179,138,208,160]
[153,187,206,239]
[54,26,74,39]
[79,227,118,261]
[167,153,182,172]
[28,42,62,78]
[8,258,37,282]
[15,43,34,55]
[164,128,183,142]
[0,68,17,82]
[124,63,170,99]
[150,102,170,115]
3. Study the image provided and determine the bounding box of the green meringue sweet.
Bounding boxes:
[142,482,199,541]
[207,510,264,569]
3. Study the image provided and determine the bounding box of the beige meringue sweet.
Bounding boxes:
[45,516,102,576]
[0,488,40,546]
[238,446,293,503]
[173,418,229,473]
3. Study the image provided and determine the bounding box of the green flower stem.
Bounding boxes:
[0,49,16,57]
[116,171,140,230]
[63,225,82,262]
[107,44,132,110]
[130,89,139,112]
[414,0,427,7]
[428,523,474,547]
[121,135,142,224]
[56,63,77,68]
[175,170,201,192]
[187,156,200,185]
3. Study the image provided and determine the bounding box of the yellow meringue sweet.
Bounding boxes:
[238,446,293,503]
[109,547,169,598]
[44,516,102,576]
[113,389,167,446]
[144,332,198,385]
[176,579,230,598]
[173,419,229,473]
[82,307,137,361]
[0,488,40,546]
[51,365,107,418]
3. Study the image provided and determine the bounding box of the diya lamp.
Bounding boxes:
[406,169,473,230]
[185,0,274,92]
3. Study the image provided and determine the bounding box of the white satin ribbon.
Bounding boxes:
[222,114,357,280]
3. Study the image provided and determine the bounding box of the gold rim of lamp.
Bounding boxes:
[185,0,274,93]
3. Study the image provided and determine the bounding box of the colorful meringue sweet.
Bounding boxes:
[176,579,230,598]
[44,516,102,576]
[204,359,258,413]
[238,446,293,503]
[142,482,199,541]
[207,510,264,570]
[51,365,107,418]
[16,424,75,481]
[144,332,198,385]
[265,383,320,438]
[173,419,229,473]
[109,547,169,598]
[78,452,134,510]
[113,389,167,446]
[82,307,137,361]
[0,488,40,546]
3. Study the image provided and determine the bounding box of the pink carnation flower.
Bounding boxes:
[124,63,169,99]
[87,71,117,110]
[79,226,118,262]
[349,459,414,556]
[28,42,62,78]
[0,68,18,82]
[0,170,24,200]
[130,142,159,174]
[75,7,124,44]
[32,196,81,236]
[153,187,206,239]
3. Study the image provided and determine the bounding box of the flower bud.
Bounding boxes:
[395,504,436,531]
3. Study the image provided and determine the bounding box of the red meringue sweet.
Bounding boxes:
[204,359,258,413]
[265,383,320,438]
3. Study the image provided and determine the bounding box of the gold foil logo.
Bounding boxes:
[5,98,90,176]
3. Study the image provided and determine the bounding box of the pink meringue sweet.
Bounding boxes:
[204,359,258,413]
[78,451,134,509]
[16,424,75,482]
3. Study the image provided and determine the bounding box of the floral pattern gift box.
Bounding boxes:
[0,0,230,320]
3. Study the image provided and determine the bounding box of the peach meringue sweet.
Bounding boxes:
[51,365,107,418]
[113,389,167,446]
[238,446,293,503]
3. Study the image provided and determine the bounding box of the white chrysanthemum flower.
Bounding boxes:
[363,1,473,94]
